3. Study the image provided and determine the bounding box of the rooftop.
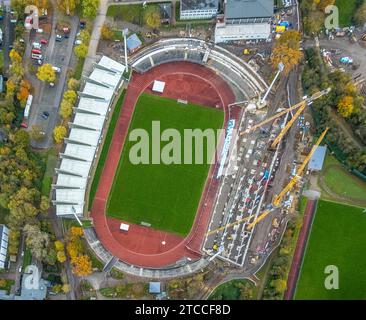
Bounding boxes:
[225,0,274,19]
[308,145,327,171]
[181,0,219,11]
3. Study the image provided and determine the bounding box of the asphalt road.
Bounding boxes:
[27,14,79,149]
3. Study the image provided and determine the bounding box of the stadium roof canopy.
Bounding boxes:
[54,56,125,217]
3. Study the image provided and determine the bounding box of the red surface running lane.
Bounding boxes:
[91,62,236,268]
[284,199,317,299]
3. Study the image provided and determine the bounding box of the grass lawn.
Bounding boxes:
[335,0,357,27]
[209,279,257,300]
[40,148,57,197]
[107,4,143,24]
[62,218,93,230]
[319,154,366,205]
[22,248,32,269]
[106,93,223,236]
[295,200,366,299]
[88,90,126,209]
[74,58,85,80]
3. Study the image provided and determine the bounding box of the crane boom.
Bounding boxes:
[272,128,329,207]
[270,102,307,149]
[206,216,251,236]
[240,88,331,137]
[246,128,329,231]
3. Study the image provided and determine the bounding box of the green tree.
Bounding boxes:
[81,0,99,19]
[144,6,161,29]
[74,43,88,59]
[37,64,56,83]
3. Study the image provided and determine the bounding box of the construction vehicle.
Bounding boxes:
[247,128,329,230]
[240,87,331,137]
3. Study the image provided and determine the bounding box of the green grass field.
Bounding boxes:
[295,200,366,299]
[319,154,366,206]
[335,0,357,27]
[89,90,126,209]
[106,93,223,236]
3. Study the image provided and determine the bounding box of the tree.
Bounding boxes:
[101,24,114,40]
[81,0,99,19]
[270,279,287,294]
[74,43,88,59]
[40,196,50,212]
[57,250,67,263]
[9,49,22,64]
[17,80,31,103]
[13,130,30,148]
[62,284,70,293]
[68,78,80,90]
[71,255,92,276]
[63,90,77,104]
[355,2,366,26]
[271,45,303,75]
[55,240,65,252]
[23,224,51,261]
[59,99,73,120]
[37,64,56,83]
[79,30,91,45]
[144,6,161,29]
[53,125,67,144]
[57,0,79,15]
[70,226,84,239]
[337,95,354,118]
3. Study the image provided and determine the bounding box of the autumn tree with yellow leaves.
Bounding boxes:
[271,30,303,75]
[37,63,56,83]
[337,95,354,118]
[53,125,67,144]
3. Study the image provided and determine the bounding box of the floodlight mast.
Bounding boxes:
[123,28,129,73]
[260,62,284,106]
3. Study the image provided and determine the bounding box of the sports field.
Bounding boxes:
[106,93,224,236]
[295,200,366,299]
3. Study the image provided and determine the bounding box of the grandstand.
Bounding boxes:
[52,56,125,218]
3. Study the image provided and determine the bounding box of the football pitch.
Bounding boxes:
[106,93,224,236]
[295,200,366,299]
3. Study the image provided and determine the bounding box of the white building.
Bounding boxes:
[215,0,274,43]
[0,225,9,269]
[180,0,219,20]
[52,56,125,218]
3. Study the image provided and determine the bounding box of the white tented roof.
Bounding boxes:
[58,158,91,177]
[56,174,88,189]
[54,56,125,217]
[98,56,125,74]
[77,97,110,116]
[83,82,115,101]
[56,205,84,216]
[55,189,85,204]
[68,128,101,146]
[89,68,122,88]
[73,113,105,131]
[64,143,96,162]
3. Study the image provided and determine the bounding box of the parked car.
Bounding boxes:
[31,49,41,54]
[41,111,49,119]
[37,59,43,65]
[74,39,82,45]
[80,20,86,29]
[56,34,63,41]
[52,66,61,73]
[36,28,44,33]
[40,38,48,44]
[32,42,42,49]
[20,122,28,128]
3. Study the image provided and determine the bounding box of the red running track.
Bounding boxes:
[284,199,317,299]
[91,62,236,268]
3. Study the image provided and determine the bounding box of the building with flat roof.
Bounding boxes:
[180,0,219,20]
[308,145,327,171]
[215,0,274,43]
[0,225,9,269]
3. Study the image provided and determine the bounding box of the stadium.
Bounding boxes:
[79,39,268,277]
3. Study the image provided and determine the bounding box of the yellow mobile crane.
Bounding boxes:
[246,128,329,230]
[240,88,331,137]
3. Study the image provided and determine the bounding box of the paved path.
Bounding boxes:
[82,0,108,75]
